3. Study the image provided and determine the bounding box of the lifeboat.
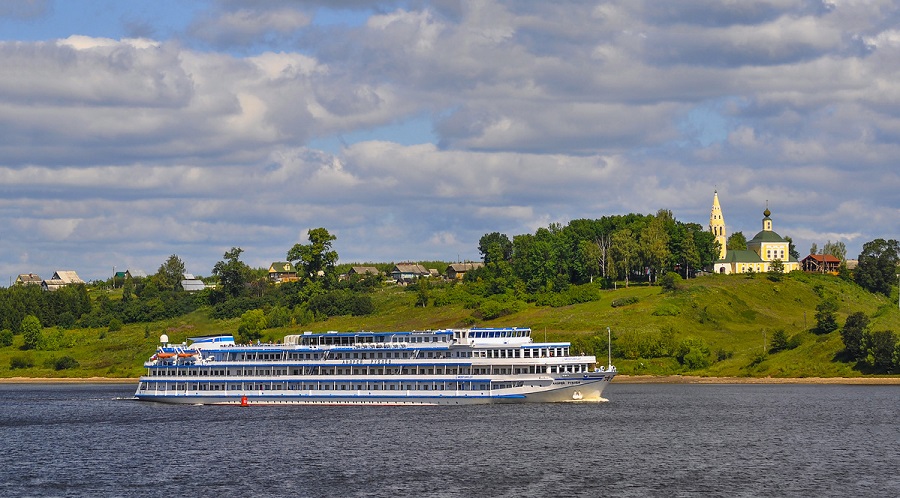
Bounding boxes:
[157,352,176,359]
[177,352,196,358]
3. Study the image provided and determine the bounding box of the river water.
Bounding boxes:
[0,382,896,497]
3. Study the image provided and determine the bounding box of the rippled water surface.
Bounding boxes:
[0,382,897,497]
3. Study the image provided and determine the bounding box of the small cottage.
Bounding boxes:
[446,262,484,280]
[268,262,298,283]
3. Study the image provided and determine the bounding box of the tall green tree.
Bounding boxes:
[212,247,252,298]
[866,330,897,372]
[22,315,43,350]
[679,230,701,278]
[841,312,869,361]
[287,228,339,284]
[822,240,847,261]
[640,211,671,284]
[814,298,839,335]
[155,254,185,291]
[784,236,800,260]
[727,231,747,251]
[610,229,639,287]
[854,238,900,296]
[578,239,603,283]
[478,232,513,264]
[237,309,267,343]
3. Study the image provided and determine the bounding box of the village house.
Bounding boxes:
[15,273,42,286]
[446,262,484,280]
[801,253,842,274]
[42,270,85,291]
[268,262,298,283]
[180,273,207,292]
[348,266,380,277]
[391,263,430,283]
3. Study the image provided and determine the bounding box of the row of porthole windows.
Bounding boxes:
[142,382,495,392]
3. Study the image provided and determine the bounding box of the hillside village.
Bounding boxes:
[12,262,486,292]
[11,191,857,294]
[8,199,861,298]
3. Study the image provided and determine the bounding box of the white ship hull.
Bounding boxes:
[135,373,614,405]
[136,327,617,405]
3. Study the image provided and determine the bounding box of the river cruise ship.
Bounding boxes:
[134,327,616,405]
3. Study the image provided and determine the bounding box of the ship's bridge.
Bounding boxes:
[455,327,532,346]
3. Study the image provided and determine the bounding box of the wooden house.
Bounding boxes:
[446,262,483,280]
[801,254,841,274]
[268,262,299,283]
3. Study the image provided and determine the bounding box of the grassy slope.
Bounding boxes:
[1,272,898,379]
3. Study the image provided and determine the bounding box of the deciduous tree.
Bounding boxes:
[155,254,185,291]
[727,231,747,251]
[610,229,639,287]
[22,315,43,350]
[814,298,839,334]
[866,330,897,372]
[212,247,252,298]
[822,240,847,261]
[287,228,339,284]
[841,312,869,361]
[854,238,900,296]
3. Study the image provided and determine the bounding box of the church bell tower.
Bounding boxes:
[709,191,727,260]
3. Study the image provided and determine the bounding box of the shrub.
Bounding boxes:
[478,297,524,320]
[660,272,683,292]
[0,329,13,347]
[715,349,733,362]
[676,338,711,370]
[54,356,80,370]
[652,303,681,316]
[611,296,639,308]
[748,351,768,367]
[769,329,789,353]
[108,318,123,332]
[10,356,34,369]
[266,306,292,328]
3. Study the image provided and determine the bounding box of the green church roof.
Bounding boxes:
[749,230,786,243]
[717,250,763,263]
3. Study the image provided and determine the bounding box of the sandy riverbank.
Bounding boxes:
[1,375,898,385]
[614,375,900,385]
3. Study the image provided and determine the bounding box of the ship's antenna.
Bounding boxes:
[607,327,612,369]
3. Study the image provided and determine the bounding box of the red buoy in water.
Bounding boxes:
[240,395,248,407]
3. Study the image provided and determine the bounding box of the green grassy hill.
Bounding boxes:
[1,271,898,379]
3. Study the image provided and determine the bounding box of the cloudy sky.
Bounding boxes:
[2,0,899,283]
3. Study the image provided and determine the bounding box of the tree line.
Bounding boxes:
[469,210,719,293]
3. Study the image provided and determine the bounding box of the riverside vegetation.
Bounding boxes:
[1,270,898,379]
[1,222,898,380]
